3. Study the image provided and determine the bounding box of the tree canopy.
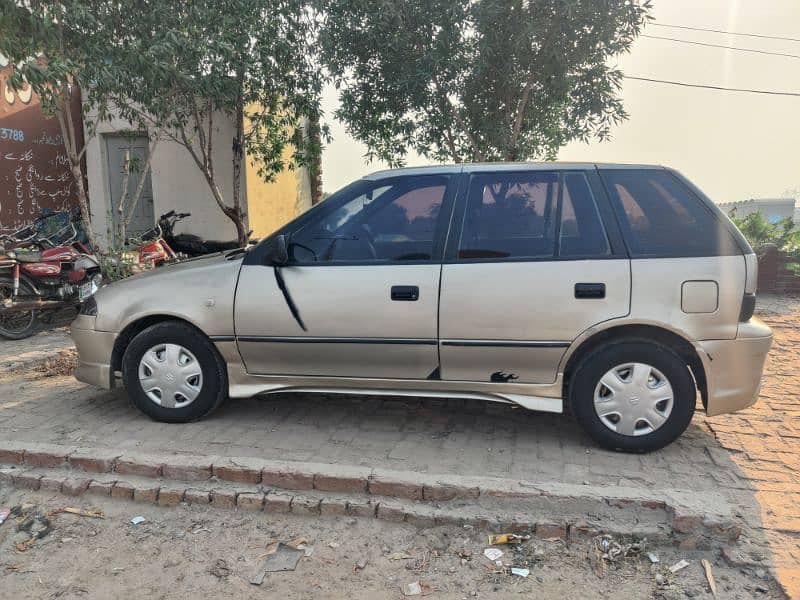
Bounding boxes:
[320,0,652,165]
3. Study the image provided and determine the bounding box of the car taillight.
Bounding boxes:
[740,252,758,322]
[739,293,756,322]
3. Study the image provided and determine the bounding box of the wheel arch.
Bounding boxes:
[561,323,708,411]
[110,314,225,376]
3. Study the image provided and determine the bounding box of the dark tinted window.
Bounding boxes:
[601,169,739,257]
[559,173,610,257]
[458,171,558,259]
[290,175,448,262]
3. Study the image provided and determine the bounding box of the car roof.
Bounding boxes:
[363,162,667,180]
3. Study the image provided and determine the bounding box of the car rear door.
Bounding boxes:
[438,166,631,384]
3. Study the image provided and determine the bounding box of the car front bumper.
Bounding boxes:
[71,314,117,390]
[699,317,773,417]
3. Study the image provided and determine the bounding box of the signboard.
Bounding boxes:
[0,59,82,234]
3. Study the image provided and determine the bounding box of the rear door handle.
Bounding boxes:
[391,285,419,301]
[575,283,605,299]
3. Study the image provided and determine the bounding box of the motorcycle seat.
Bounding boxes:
[14,251,43,263]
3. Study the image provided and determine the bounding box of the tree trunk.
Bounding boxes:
[55,88,99,252]
[117,149,131,246]
[70,162,97,251]
[231,82,248,248]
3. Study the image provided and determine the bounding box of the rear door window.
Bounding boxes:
[458,171,558,259]
[456,170,612,260]
[601,169,739,257]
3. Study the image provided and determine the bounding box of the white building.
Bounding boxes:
[717,198,797,225]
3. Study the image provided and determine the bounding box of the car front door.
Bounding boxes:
[438,167,631,384]
[235,173,457,379]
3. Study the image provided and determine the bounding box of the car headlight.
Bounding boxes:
[79,295,98,316]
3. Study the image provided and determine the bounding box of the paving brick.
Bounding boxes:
[262,469,313,491]
[111,482,135,500]
[0,446,24,465]
[376,502,406,523]
[184,489,211,505]
[264,491,292,513]
[320,498,348,516]
[236,492,264,511]
[62,478,92,496]
[25,450,68,469]
[133,486,160,503]
[346,500,377,518]
[14,473,41,490]
[116,456,163,478]
[158,487,185,506]
[313,465,370,494]
[87,481,113,497]
[422,483,479,502]
[405,506,437,528]
[368,475,423,501]
[213,459,262,484]
[291,494,320,516]
[40,476,64,492]
[69,450,119,473]
[162,459,212,482]
[673,514,703,534]
[211,489,237,509]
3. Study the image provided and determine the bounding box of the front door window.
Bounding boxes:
[289,175,450,263]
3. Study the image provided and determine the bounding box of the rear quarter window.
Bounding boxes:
[600,169,740,257]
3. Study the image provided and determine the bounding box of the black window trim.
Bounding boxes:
[443,168,627,264]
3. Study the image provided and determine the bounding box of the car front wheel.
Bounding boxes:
[569,340,696,452]
[122,321,227,423]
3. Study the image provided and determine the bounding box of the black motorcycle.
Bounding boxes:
[158,211,257,257]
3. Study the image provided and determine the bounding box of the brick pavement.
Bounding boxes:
[0,297,797,596]
[704,295,800,597]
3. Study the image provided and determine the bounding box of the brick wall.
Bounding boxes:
[758,245,800,293]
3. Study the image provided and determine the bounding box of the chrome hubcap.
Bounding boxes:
[138,343,203,408]
[593,362,674,437]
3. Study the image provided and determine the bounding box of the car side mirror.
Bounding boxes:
[264,234,289,266]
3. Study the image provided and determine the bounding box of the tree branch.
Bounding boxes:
[508,70,537,160]
[436,82,483,161]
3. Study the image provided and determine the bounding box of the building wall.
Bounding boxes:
[244,140,313,239]
[0,62,82,234]
[718,198,796,225]
[84,105,312,248]
[83,107,240,249]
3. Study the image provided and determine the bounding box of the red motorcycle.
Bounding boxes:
[0,215,102,340]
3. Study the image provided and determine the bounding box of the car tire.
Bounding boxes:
[568,340,696,452]
[122,321,227,423]
[0,277,39,340]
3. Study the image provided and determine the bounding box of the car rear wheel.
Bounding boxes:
[122,321,227,423]
[569,340,696,452]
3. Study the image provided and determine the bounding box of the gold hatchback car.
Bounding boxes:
[72,163,773,452]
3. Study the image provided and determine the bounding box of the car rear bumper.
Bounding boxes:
[71,315,116,390]
[699,318,773,417]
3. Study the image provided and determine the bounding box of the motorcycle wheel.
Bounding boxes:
[0,277,39,340]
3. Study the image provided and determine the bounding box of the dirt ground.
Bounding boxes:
[0,488,782,600]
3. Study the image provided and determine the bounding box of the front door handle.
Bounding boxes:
[391,285,419,301]
[575,283,605,299]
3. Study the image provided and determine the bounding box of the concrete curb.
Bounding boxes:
[0,441,741,549]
